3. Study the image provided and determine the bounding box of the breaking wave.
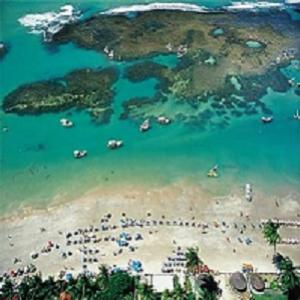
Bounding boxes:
[18,5,81,42]
[102,1,300,15]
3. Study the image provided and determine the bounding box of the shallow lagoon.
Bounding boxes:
[0,0,300,215]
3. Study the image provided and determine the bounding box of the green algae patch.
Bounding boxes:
[2,67,118,122]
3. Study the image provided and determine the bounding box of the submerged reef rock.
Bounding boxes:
[3,9,300,128]
[3,67,118,122]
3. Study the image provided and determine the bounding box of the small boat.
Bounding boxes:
[294,110,300,120]
[108,50,114,59]
[60,118,73,128]
[103,46,109,54]
[157,116,171,125]
[107,140,123,150]
[261,116,273,123]
[207,165,218,178]
[245,183,253,202]
[73,150,87,159]
[140,119,151,132]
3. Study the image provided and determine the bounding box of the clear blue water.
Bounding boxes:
[0,0,300,215]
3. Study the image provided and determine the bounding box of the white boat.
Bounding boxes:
[73,150,87,158]
[157,116,171,125]
[261,116,273,123]
[166,42,173,51]
[245,183,253,202]
[207,165,218,178]
[60,118,73,128]
[177,44,187,58]
[107,139,123,149]
[108,50,114,59]
[294,110,300,120]
[140,119,151,132]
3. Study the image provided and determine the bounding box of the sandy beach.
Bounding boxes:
[1,180,299,296]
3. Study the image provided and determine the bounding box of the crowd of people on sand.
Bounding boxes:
[3,210,300,283]
[161,247,187,274]
[0,263,37,280]
[280,238,300,245]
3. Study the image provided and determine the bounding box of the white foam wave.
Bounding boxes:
[18,5,81,41]
[224,1,284,11]
[285,0,300,4]
[101,1,300,15]
[102,3,210,15]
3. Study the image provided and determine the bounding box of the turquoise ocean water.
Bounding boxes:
[0,0,300,215]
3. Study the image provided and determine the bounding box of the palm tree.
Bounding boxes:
[172,275,185,300]
[277,255,300,299]
[195,274,220,300]
[263,219,281,253]
[0,278,15,299]
[136,282,157,300]
[96,265,110,290]
[185,247,203,274]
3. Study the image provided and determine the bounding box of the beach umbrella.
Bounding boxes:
[250,274,265,292]
[229,272,247,292]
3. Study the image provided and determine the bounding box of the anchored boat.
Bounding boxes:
[73,150,87,159]
[60,118,73,128]
[261,116,273,123]
[157,116,171,125]
[294,110,300,120]
[140,119,151,132]
[107,140,123,150]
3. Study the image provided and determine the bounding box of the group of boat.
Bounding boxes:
[260,110,300,123]
[103,46,114,60]
[73,140,123,159]
[139,116,171,132]
[62,116,171,159]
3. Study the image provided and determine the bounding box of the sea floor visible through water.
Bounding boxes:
[0,0,300,216]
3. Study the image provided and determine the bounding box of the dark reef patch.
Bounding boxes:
[2,67,118,122]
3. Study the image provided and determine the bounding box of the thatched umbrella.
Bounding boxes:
[229,272,247,292]
[250,274,265,292]
[60,291,72,300]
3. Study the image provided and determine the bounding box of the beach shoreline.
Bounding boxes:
[1,179,299,282]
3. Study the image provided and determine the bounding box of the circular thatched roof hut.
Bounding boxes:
[250,274,265,292]
[229,272,247,292]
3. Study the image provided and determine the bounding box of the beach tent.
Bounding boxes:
[130,260,143,273]
[250,274,265,293]
[229,272,247,292]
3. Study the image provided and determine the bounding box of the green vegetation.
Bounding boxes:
[185,247,202,274]
[0,248,221,300]
[263,220,281,253]
[2,67,118,123]
[0,267,219,300]
[276,255,300,299]
[252,292,287,300]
